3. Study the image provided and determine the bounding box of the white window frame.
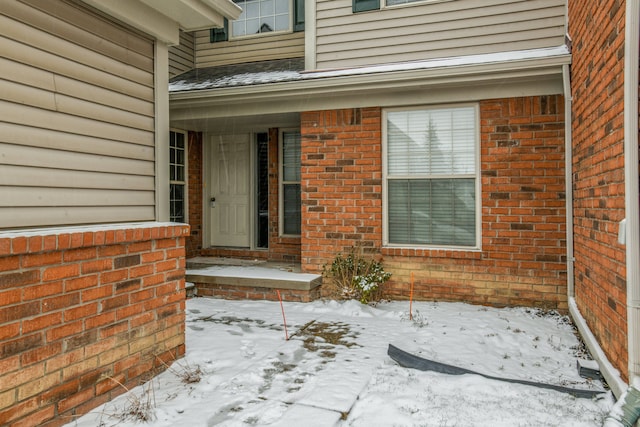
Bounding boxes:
[230,0,293,40]
[382,104,481,250]
[278,128,301,237]
[169,129,188,224]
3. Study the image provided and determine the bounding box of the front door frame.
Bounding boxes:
[203,133,255,249]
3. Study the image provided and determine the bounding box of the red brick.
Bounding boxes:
[46,320,83,342]
[81,259,112,274]
[0,270,39,288]
[42,292,81,312]
[42,264,79,282]
[27,236,43,253]
[81,286,113,302]
[100,269,128,284]
[0,256,19,272]
[21,342,63,367]
[23,281,64,301]
[63,248,97,262]
[22,252,62,268]
[64,302,99,322]
[84,311,117,330]
[0,289,21,306]
[64,275,99,292]
[0,322,20,341]
[22,312,63,334]
[0,396,39,425]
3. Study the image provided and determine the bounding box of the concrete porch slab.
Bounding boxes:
[186,257,323,301]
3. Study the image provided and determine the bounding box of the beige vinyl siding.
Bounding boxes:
[170,30,195,78]
[195,30,304,67]
[0,0,156,229]
[315,0,566,69]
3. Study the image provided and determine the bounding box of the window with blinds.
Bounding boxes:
[281,130,301,235]
[384,106,479,247]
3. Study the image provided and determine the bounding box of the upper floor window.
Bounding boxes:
[211,0,303,42]
[232,0,289,36]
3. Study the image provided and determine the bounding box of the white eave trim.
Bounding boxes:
[81,0,240,45]
[201,0,243,21]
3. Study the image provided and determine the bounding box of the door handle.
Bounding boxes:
[210,197,216,208]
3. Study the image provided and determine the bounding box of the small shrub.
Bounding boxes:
[323,246,392,304]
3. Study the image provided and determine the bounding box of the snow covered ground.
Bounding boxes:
[66,298,613,427]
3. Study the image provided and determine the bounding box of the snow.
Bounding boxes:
[300,45,571,79]
[65,298,613,427]
[169,46,570,92]
[0,221,183,239]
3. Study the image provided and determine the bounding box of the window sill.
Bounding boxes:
[382,0,455,10]
[381,246,482,259]
[229,28,293,42]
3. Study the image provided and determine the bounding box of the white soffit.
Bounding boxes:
[81,0,241,45]
[139,0,242,30]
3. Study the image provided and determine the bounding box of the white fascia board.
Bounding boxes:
[139,0,242,30]
[170,53,570,118]
[201,0,243,21]
[81,0,180,45]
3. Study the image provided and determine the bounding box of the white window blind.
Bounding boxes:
[386,106,477,247]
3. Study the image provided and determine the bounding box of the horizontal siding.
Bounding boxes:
[195,30,305,67]
[0,206,156,229]
[170,30,195,78]
[1,165,155,191]
[315,0,567,69]
[0,0,156,229]
[0,187,155,207]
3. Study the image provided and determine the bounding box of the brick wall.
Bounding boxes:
[568,0,628,380]
[0,223,190,427]
[300,98,567,309]
[186,131,203,258]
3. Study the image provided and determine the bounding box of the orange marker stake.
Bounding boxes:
[409,272,414,321]
[277,290,289,340]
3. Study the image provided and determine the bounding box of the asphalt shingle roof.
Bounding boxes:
[169,57,305,92]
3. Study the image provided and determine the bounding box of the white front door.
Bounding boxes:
[209,135,250,247]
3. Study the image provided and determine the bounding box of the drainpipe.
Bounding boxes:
[624,0,640,386]
[564,59,627,397]
[563,64,575,299]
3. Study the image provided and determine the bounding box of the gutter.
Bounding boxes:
[563,64,574,299]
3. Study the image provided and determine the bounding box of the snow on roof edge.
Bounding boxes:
[302,45,571,79]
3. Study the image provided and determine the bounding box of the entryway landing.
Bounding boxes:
[185,257,322,302]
